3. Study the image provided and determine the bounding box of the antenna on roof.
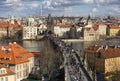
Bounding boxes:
[41,5,43,17]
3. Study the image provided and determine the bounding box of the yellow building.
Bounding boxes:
[0,42,34,81]
[108,26,120,37]
[0,66,15,81]
[84,45,120,80]
[84,26,99,41]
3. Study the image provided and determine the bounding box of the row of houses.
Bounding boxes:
[0,16,120,40]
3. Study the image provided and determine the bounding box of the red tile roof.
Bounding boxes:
[84,27,91,31]
[31,52,40,55]
[110,26,120,29]
[0,43,34,64]
[99,48,120,59]
[93,25,99,31]
[85,45,120,59]
[0,68,15,77]
[84,26,99,31]
[0,22,21,28]
[85,46,99,53]
[54,24,72,28]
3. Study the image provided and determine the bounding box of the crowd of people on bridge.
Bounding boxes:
[48,33,91,81]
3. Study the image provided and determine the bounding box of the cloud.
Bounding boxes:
[6,0,21,3]
[108,5,120,14]
[64,7,72,12]
[84,0,93,3]
[30,2,39,8]
[95,0,120,4]
[0,0,119,17]
[92,8,99,12]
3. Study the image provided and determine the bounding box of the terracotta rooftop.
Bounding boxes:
[0,22,21,28]
[0,42,34,64]
[93,25,99,31]
[84,27,91,31]
[110,26,120,29]
[84,25,99,31]
[54,24,72,28]
[0,67,15,77]
[85,45,120,59]
[99,48,120,59]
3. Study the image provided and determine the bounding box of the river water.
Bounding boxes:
[0,40,44,52]
[0,39,120,52]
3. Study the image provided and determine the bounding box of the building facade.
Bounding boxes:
[84,26,99,41]
[0,21,21,38]
[84,45,120,80]
[0,42,34,81]
[98,22,107,38]
[0,67,15,81]
[54,24,71,38]
[108,26,120,37]
[23,26,38,39]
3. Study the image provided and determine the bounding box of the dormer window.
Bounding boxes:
[1,58,5,60]
[6,58,9,60]
[0,68,7,74]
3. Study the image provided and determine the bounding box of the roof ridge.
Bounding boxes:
[10,44,16,64]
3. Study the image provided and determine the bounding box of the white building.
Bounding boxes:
[54,24,71,37]
[0,43,35,81]
[98,22,107,36]
[23,26,38,40]
[38,23,47,34]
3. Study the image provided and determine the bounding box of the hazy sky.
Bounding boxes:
[0,0,120,17]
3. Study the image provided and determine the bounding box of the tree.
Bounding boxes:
[37,37,61,80]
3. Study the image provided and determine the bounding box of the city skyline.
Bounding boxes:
[0,0,120,17]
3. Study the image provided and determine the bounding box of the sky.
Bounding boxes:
[0,0,120,17]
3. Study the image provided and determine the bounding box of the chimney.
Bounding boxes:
[13,42,16,44]
[105,45,108,50]
[1,46,5,51]
[8,48,12,52]
[114,45,117,48]
[9,42,12,45]
[95,44,97,47]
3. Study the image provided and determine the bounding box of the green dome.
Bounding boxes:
[27,17,35,22]
[38,19,43,24]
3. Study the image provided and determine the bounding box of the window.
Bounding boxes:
[0,69,6,74]
[5,77,8,81]
[17,65,19,70]
[89,34,94,36]
[1,78,4,81]
[2,70,5,74]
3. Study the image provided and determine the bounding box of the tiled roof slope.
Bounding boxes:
[85,45,120,59]
[0,22,21,28]
[0,68,15,77]
[0,43,34,64]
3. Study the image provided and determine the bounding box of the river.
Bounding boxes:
[0,39,120,53]
[0,40,44,52]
